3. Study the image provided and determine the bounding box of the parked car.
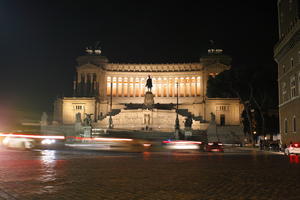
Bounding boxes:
[205,142,224,152]
[284,142,300,155]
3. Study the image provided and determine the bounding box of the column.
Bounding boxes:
[167,77,170,97]
[189,76,192,97]
[196,76,201,96]
[174,77,178,97]
[133,77,136,97]
[141,77,145,97]
[123,77,128,97]
[107,76,111,96]
[194,77,197,97]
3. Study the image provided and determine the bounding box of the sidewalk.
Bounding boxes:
[235,146,284,155]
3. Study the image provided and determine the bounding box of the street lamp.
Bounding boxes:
[175,82,180,139]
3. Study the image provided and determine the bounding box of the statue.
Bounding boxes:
[184,115,193,128]
[75,112,82,123]
[85,47,93,54]
[83,113,93,126]
[210,112,216,122]
[40,112,48,126]
[145,75,153,92]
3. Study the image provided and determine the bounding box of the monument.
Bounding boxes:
[144,75,154,109]
[49,47,244,143]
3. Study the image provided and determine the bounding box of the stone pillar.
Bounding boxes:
[189,77,192,97]
[167,77,169,97]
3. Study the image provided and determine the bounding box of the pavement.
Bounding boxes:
[0,145,299,200]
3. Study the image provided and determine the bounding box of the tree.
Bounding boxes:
[207,64,278,143]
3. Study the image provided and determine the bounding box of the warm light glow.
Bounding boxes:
[112,77,117,96]
[118,77,123,97]
[196,76,201,96]
[129,77,134,97]
[66,136,133,142]
[191,77,196,96]
[106,76,111,96]
[180,77,185,97]
[157,77,162,97]
[141,78,145,97]
[123,77,128,97]
[135,78,140,97]
[169,78,173,97]
[0,133,65,139]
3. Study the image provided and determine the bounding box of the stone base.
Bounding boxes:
[144,91,154,109]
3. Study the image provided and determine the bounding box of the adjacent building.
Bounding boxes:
[274,0,300,145]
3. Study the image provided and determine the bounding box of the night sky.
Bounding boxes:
[0,0,278,124]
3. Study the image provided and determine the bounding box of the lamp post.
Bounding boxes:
[109,82,113,129]
[175,82,180,139]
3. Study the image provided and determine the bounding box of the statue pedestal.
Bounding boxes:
[144,91,154,109]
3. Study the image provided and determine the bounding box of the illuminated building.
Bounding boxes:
[53,48,243,134]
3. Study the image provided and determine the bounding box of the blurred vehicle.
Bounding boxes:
[65,137,152,152]
[162,140,203,150]
[2,136,35,150]
[36,138,65,149]
[205,142,224,152]
[285,142,300,155]
[1,133,65,150]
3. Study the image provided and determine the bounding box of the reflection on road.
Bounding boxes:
[39,150,57,193]
[289,154,299,164]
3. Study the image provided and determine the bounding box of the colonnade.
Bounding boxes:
[106,76,201,97]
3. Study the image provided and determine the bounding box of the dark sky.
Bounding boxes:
[0,0,278,122]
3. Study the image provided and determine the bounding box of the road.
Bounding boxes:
[0,146,299,200]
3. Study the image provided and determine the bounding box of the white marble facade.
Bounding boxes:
[53,51,243,131]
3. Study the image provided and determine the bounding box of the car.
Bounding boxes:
[284,142,300,155]
[162,140,203,150]
[2,136,36,150]
[205,142,224,152]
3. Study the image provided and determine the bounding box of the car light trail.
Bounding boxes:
[0,133,65,140]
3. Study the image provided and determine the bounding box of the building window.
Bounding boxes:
[282,82,287,102]
[217,106,229,111]
[291,76,296,98]
[293,116,297,132]
[75,105,83,110]
[284,119,288,133]
[291,58,294,68]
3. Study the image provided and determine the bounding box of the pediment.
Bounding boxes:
[77,63,98,69]
[205,62,230,73]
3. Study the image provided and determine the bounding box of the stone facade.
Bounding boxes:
[53,48,243,134]
[274,0,300,145]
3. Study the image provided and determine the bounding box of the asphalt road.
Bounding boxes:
[0,146,299,200]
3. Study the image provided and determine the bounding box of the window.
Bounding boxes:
[293,116,297,132]
[282,82,287,102]
[217,106,229,111]
[285,119,288,134]
[291,58,294,68]
[291,76,296,98]
[75,105,83,110]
